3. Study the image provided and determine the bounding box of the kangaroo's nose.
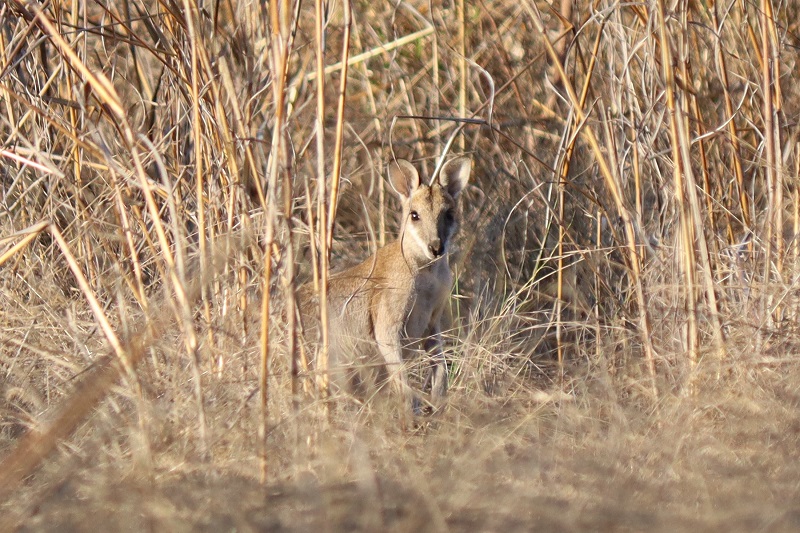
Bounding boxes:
[429,239,443,257]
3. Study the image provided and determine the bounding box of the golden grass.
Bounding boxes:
[1,0,800,530]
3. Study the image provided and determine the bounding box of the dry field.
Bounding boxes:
[2,0,800,530]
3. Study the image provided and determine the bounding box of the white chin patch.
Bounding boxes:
[406,223,433,260]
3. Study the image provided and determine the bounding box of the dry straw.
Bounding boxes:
[1,0,799,527]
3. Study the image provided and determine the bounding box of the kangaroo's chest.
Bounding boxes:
[402,266,453,339]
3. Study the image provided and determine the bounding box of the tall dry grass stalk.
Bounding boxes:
[1,0,800,527]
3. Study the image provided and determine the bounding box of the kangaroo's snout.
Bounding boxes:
[428,239,443,258]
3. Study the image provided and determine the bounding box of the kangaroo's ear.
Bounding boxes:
[438,157,472,198]
[388,159,421,199]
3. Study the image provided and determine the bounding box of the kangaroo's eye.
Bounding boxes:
[410,211,420,221]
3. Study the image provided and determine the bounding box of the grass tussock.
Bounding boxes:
[1,0,800,530]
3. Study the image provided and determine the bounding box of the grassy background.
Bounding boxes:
[2,0,800,530]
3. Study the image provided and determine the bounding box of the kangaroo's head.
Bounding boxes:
[388,157,472,268]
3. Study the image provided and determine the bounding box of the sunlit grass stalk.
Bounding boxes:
[656,0,696,378]
[194,22,234,295]
[709,3,749,238]
[556,156,564,368]
[204,70,248,373]
[313,0,352,413]
[684,63,727,366]
[553,19,603,368]
[631,119,642,218]
[458,0,466,151]
[282,0,304,421]
[313,0,331,404]
[211,63,242,232]
[686,56,717,253]
[260,0,293,482]
[176,0,216,451]
[792,148,800,323]
[431,14,441,158]
[0,22,18,125]
[259,219,274,486]
[764,0,784,280]
[28,3,123,116]
[0,221,49,269]
[759,0,779,336]
[677,5,727,366]
[284,179,299,418]
[326,0,352,251]
[595,204,603,365]
[62,2,99,294]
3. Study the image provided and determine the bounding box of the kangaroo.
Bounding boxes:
[299,156,472,414]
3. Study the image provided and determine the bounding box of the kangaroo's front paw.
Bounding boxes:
[411,395,425,416]
[412,394,443,416]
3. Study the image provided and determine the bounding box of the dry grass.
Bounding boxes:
[2,0,800,530]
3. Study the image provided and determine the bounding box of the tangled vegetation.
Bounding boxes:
[1,0,800,530]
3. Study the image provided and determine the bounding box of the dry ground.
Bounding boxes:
[5,363,800,532]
